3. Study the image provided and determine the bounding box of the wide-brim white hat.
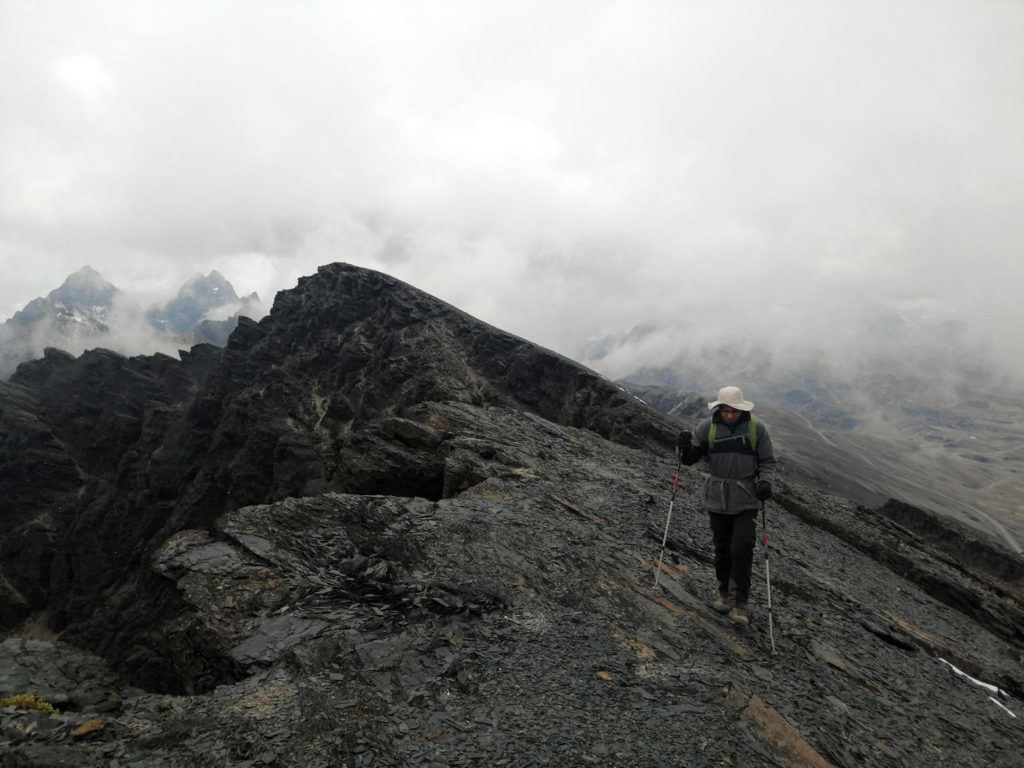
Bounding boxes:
[707,385,754,411]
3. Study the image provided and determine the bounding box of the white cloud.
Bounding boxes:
[53,55,113,109]
[0,0,1021,377]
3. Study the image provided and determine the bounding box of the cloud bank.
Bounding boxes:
[1,1,1022,379]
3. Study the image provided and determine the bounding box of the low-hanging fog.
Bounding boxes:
[2,1,1022,388]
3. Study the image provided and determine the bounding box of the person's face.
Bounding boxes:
[720,406,742,424]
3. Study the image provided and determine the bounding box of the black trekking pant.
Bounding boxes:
[709,510,757,606]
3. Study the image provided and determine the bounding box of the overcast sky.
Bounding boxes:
[2,0,1022,379]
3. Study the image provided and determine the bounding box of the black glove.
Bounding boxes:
[756,480,772,501]
[675,430,693,460]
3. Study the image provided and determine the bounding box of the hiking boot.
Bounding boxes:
[712,594,731,614]
[729,605,749,625]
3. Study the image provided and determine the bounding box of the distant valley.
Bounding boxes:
[625,373,1024,553]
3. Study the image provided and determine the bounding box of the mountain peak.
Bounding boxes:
[3,266,119,334]
[0,266,259,379]
[51,265,118,305]
[183,269,232,291]
[66,264,105,281]
[147,271,242,334]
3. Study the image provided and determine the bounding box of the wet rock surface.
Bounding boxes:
[1,263,1022,766]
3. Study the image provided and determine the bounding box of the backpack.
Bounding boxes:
[708,417,759,451]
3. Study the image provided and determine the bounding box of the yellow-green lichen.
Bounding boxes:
[0,694,57,713]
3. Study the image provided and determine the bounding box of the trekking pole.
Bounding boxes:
[654,457,683,589]
[761,500,777,654]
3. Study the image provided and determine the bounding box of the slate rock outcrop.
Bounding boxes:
[0,263,671,693]
[1,263,1022,766]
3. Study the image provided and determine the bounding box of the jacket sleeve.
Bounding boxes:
[678,420,709,466]
[755,422,777,479]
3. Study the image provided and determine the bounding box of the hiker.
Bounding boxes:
[675,386,776,625]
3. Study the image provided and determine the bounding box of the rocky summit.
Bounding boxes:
[0,263,1022,767]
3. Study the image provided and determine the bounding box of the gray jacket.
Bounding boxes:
[680,411,776,514]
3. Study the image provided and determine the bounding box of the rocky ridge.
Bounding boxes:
[0,263,1022,766]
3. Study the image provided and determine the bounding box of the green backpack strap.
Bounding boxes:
[708,417,758,450]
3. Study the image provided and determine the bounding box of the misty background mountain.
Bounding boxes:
[0,266,265,380]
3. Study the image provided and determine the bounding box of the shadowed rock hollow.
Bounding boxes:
[1,263,1022,767]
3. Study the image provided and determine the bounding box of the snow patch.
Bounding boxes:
[939,658,1016,718]
[989,697,1018,719]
